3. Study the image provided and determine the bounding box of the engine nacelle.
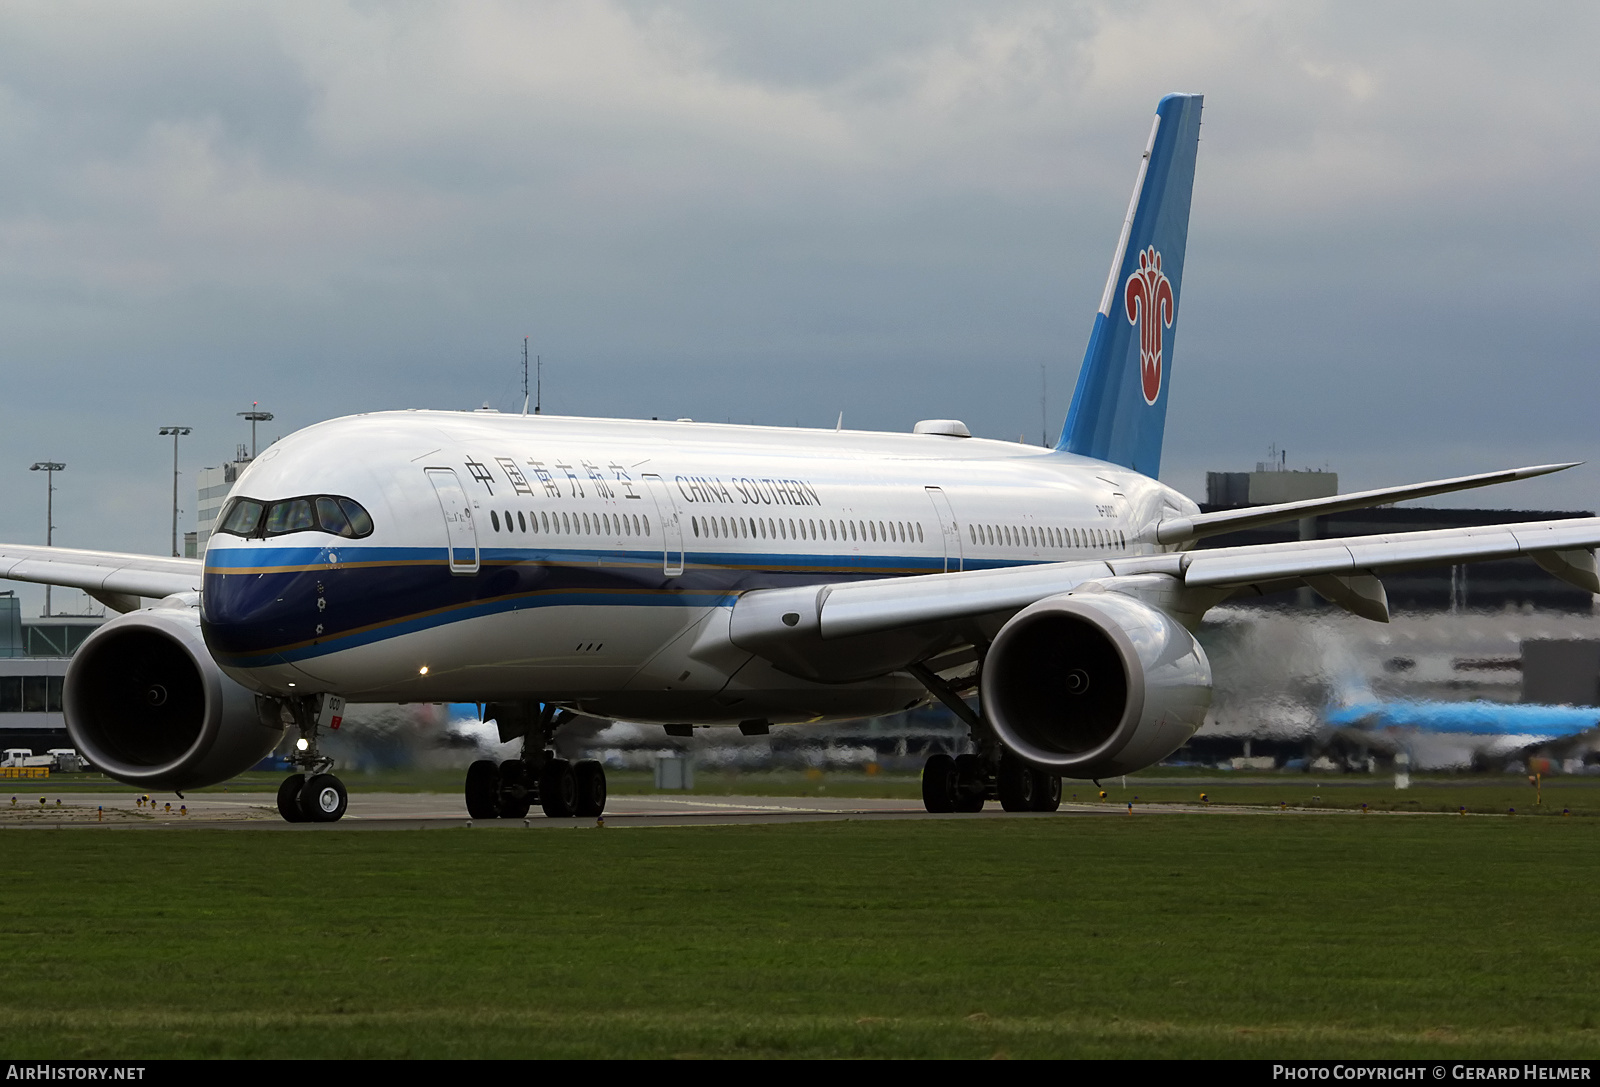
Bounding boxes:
[980,591,1211,778]
[64,606,285,791]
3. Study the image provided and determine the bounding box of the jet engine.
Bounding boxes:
[980,591,1211,778]
[64,606,284,791]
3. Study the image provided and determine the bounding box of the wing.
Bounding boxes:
[729,515,1600,681]
[1157,462,1576,544]
[0,544,202,612]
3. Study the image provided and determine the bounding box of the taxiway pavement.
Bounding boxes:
[0,790,1182,829]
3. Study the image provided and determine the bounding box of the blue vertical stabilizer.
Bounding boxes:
[1059,93,1203,476]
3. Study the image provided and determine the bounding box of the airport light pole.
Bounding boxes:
[159,427,191,558]
[237,405,273,459]
[29,461,64,616]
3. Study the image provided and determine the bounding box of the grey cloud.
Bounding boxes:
[0,0,1596,621]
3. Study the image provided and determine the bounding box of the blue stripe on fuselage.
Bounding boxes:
[201,543,1089,667]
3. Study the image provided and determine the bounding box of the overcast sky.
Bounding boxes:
[2,1,1597,613]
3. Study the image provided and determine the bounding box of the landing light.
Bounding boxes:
[295,738,309,752]
[419,665,429,675]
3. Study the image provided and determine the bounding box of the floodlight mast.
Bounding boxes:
[158,427,191,558]
[237,404,273,459]
[29,461,64,616]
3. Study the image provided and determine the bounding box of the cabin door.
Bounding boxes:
[425,467,480,575]
[925,486,963,573]
[641,474,685,577]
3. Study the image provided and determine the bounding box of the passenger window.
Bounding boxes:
[490,510,501,532]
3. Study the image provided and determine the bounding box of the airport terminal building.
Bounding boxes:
[0,593,101,755]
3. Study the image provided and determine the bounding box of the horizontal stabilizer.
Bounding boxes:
[1155,462,1578,545]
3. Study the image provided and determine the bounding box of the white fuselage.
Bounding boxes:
[199,411,1194,724]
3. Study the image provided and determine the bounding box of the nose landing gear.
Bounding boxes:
[272,694,350,823]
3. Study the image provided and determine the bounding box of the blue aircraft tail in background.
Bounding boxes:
[1059,93,1203,477]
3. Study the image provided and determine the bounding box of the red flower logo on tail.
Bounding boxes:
[1124,246,1174,405]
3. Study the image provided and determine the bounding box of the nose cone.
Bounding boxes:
[202,560,324,665]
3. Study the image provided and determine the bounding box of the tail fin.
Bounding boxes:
[1059,93,1203,476]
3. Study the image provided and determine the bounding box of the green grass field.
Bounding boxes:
[3,814,1600,1058]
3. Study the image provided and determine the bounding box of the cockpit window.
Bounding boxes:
[266,499,315,535]
[219,499,265,537]
[315,497,351,536]
[216,495,375,540]
[339,498,374,538]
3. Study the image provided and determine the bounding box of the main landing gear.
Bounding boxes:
[464,703,609,820]
[920,750,1062,814]
[909,662,1063,815]
[274,696,349,823]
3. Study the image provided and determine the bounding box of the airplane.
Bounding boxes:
[1194,612,1600,772]
[3,92,1598,823]
[1318,643,1600,771]
[1323,698,1600,771]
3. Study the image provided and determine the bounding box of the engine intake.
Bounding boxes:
[65,607,284,790]
[981,591,1211,778]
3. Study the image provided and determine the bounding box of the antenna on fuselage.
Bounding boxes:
[835,411,843,432]
[1040,362,1048,447]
